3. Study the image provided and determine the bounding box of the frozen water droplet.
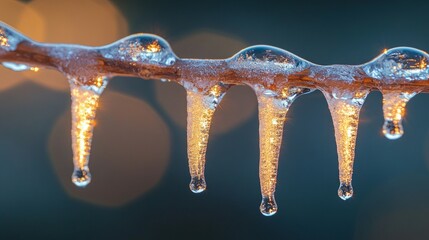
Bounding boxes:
[228,45,312,85]
[69,76,108,187]
[260,195,277,216]
[100,34,177,66]
[382,91,416,140]
[2,62,29,71]
[363,47,429,81]
[72,167,92,187]
[338,183,353,200]
[324,89,368,199]
[189,176,206,193]
[256,86,312,215]
[186,83,229,193]
[383,120,403,140]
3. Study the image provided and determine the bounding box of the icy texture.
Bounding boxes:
[2,62,29,71]
[324,89,368,200]
[100,34,176,66]
[3,21,429,216]
[185,83,229,193]
[256,86,311,216]
[382,91,416,139]
[310,65,361,83]
[0,24,22,52]
[363,47,429,81]
[228,45,312,84]
[70,76,108,187]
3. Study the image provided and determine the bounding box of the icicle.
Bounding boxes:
[323,89,369,200]
[69,76,108,187]
[186,83,229,193]
[382,91,416,140]
[256,86,311,216]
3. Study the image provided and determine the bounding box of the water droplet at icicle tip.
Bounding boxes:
[189,176,206,193]
[260,195,277,216]
[338,183,353,200]
[323,89,369,201]
[72,166,92,187]
[382,91,417,140]
[69,76,108,187]
[256,86,312,216]
[185,83,229,193]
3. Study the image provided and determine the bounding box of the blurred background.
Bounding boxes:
[1,0,429,239]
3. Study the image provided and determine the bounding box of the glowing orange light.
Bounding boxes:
[146,40,161,53]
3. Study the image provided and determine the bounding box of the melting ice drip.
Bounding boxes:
[1,22,429,216]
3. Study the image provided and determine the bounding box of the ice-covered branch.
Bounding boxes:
[1,22,428,216]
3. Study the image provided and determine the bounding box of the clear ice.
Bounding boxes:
[100,34,177,66]
[256,86,311,216]
[3,20,429,216]
[69,76,108,187]
[2,62,29,71]
[382,91,416,139]
[185,83,229,193]
[363,47,429,81]
[324,89,368,200]
[0,24,22,52]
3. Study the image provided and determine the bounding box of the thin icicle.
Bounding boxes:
[256,86,311,216]
[69,76,108,187]
[186,83,229,193]
[382,91,417,140]
[323,89,368,200]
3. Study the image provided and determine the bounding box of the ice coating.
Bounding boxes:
[255,85,311,216]
[228,45,312,85]
[99,34,177,66]
[3,20,429,216]
[323,89,369,200]
[0,24,23,52]
[185,82,229,193]
[363,47,429,81]
[382,91,417,139]
[70,76,108,187]
[2,62,29,71]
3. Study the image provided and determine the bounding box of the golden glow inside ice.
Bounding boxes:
[0,29,9,47]
[420,59,427,69]
[324,90,368,200]
[70,82,101,186]
[146,40,161,53]
[382,91,415,139]
[257,94,289,216]
[93,76,104,88]
[30,66,39,72]
[186,84,226,193]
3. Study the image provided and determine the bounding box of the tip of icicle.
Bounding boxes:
[338,183,353,200]
[382,120,404,140]
[72,167,92,187]
[189,176,206,193]
[260,196,278,216]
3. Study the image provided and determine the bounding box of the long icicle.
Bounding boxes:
[70,76,108,187]
[382,91,417,140]
[186,83,229,193]
[256,86,311,216]
[324,89,368,200]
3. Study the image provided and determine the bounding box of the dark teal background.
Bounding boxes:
[3,0,429,239]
